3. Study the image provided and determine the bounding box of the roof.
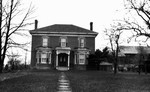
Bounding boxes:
[30,24,98,35]
[118,52,125,57]
[120,46,150,54]
[100,62,113,65]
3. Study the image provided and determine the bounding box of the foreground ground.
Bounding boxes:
[0,70,150,92]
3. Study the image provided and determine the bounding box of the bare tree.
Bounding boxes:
[115,0,150,45]
[0,0,34,73]
[105,23,123,74]
[0,0,2,31]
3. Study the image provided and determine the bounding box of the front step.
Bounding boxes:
[56,67,69,71]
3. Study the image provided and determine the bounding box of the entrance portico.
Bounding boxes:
[56,47,71,70]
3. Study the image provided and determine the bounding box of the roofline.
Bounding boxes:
[29,31,98,36]
[30,33,98,37]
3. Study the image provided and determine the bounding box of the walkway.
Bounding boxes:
[57,72,72,92]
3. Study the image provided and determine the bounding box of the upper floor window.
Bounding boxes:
[43,37,48,47]
[79,38,85,48]
[60,37,67,47]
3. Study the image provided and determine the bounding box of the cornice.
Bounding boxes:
[30,32,97,37]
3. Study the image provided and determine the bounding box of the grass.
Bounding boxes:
[66,71,150,92]
[0,70,150,92]
[0,70,59,92]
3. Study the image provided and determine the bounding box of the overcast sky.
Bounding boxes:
[25,0,126,49]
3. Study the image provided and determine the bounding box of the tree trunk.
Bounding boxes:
[114,38,119,74]
[0,0,2,53]
[0,0,2,29]
[144,61,147,75]
[0,62,3,73]
[114,55,118,74]
[138,65,141,75]
[0,0,3,73]
[138,58,141,75]
[114,62,117,74]
[0,0,14,73]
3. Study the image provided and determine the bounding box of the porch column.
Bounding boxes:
[49,53,51,64]
[68,54,70,69]
[56,54,58,67]
[74,54,76,64]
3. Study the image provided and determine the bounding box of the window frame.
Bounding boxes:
[60,37,67,47]
[78,37,86,48]
[36,51,51,64]
[42,37,48,47]
[78,54,85,65]
[41,53,47,64]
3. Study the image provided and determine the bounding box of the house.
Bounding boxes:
[118,46,150,71]
[99,62,113,71]
[119,46,150,64]
[29,20,98,70]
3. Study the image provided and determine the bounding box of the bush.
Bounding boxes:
[87,54,100,70]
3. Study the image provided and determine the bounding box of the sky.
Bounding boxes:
[27,0,126,49]
[4,0,149,64]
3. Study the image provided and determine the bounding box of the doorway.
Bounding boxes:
[58,53,68,67]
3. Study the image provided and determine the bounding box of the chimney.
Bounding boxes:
[90,22,93,31]
[35,20,38,30]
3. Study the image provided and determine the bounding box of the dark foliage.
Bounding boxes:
[87,54,100,70]
[95,47,109,58]
[87,47,111,70]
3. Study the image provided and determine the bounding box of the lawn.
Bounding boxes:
[66,71,150,92]
[0,70,60,92]
[0,70,150,92]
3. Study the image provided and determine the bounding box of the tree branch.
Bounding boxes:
[8,4,33,37]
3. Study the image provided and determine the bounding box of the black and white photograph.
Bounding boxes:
[0,0,150,92]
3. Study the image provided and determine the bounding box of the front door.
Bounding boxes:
[58,53,68,66]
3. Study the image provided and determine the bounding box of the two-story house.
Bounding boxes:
[29,20,98,70]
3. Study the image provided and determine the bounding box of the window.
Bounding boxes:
[43,37,48,47]
[79,38,85,47]
[41,53,47,64]
[36,51,51,64]
[79,54,85,64]
[80,38,84,47]
[61,38,67,47]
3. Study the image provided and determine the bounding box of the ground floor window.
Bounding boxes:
[36,51,51,64]
[41,53,47,64]
[79,54,85,64]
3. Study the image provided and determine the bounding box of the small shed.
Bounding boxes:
[99,62,113,71]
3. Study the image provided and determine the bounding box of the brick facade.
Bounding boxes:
[30,24,98,70]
